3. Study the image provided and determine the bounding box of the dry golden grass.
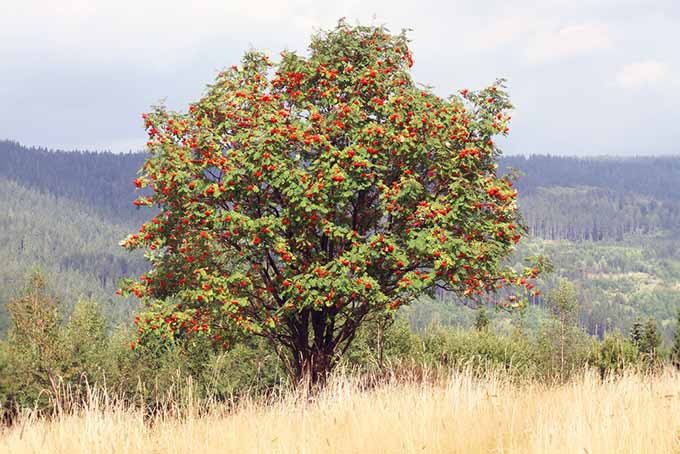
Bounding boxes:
[2,368,680,454]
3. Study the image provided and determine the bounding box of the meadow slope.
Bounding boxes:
[2,369,679,454]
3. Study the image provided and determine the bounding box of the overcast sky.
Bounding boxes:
[1,0,678,156]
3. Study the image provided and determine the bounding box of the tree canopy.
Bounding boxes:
[121,21,538,384]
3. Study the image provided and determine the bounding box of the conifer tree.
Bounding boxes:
[672,309,680,368]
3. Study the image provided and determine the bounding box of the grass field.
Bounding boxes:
[2,368,679,454]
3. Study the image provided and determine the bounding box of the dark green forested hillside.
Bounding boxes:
[519,186,680,241]
[410,158,680,342]
[0,177,145,332]
[515,236,680,340]
[0,140,147,225]
[500,155,680,201]
[0,140,679,342]
[3,140,678,243]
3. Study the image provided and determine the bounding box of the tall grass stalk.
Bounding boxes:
[2,366,679,453]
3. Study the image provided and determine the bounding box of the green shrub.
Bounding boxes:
[418,327,537,377]
[344,317,419,370]
[589,332,640,377]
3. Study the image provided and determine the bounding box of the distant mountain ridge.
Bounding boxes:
[0,140,679,339]
[0,140,147,225]
[2,139,679,241]
[499,154,680,202]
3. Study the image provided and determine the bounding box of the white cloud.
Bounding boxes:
[1,0,679,155]
[616,60,668,88]
[525,23,613,63]
[0,0,320,65]
[439,14,538,53]
[0,1,552,66]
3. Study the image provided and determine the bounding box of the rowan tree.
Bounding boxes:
[120,20,540,385]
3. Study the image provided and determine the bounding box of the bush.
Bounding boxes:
[344,317,419,370]
[1,271,674,418]
[589,332,640,377]
[534,321,593,381]
[3,271,63,409]
[418,327,538,377]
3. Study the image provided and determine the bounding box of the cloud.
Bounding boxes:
[616,60,668,88]
[0,0,321,66]
[525,23,613,63]
[1,0,679,155]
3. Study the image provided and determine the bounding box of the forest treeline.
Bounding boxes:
[500,154,680,201]
[0,177,146,333]
[520,186,680,241]
[3,140,679,242]
[0,140,147,225]
[0,140,679,342]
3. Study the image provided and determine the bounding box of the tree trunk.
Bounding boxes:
[295,345,334,389]
[284,306,365,390]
